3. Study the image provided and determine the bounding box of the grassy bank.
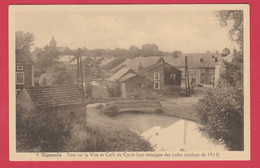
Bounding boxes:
[161,96,202,122]
[81,106,154,151]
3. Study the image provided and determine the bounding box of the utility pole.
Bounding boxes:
[185,56,190,96]
[77,48,84,97]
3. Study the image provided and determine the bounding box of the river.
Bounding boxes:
[112,112,226,151]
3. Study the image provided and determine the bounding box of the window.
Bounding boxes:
[154,72,160,80]
[16,72,24,84]
[170,73,176,80]
[154,81,160,89]
[17,65,23,71]
[201,73,205,84]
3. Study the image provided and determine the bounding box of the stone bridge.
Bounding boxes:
[105,100,164,114]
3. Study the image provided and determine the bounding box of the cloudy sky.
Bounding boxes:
[14,5,237,53]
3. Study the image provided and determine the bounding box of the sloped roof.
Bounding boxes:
[127,56,163,71]
[119,73,138,82]
[100,58,126,71]
[99,57,116,67]
[138,62,182,75]
[164,53,222,68]
[24,85,86,107]
[109,67,135,82]
[110,59,132,72]
[69,56,90,65]
[16,49,33,64]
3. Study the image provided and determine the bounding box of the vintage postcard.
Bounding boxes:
[9,4,250,161]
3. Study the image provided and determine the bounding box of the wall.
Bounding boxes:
[106,100,163,113]
[124,76,153,98]
[16,89,34,111]
[141,65,165,90]
[141,64,181,94]
[200,68,215,85]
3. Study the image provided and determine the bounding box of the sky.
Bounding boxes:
[14,6,237,53]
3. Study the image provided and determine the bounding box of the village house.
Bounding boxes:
[138,60,182,95]
[16,85,87,122]
[106,57,182,96]
[16,48,34,94]
[164,53,223,87]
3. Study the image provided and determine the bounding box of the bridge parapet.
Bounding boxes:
[105,100,163,114]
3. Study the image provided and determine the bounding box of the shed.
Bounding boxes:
[16,84,87,122]
[119,73,153,98]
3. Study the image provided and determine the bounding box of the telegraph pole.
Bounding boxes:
[77,48,84,96]
[185,56,190,96]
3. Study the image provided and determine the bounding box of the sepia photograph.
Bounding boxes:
[9,4,250,161]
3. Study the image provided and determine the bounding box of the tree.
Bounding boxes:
[129,45,140,57]
[196,10,244,151]
[38,63,75,86]
[141,44,160,57]
[172,50,182,58]
[15,31,34,61]
[33,44,60,78]
[16,31,34,51]
[217,10,243,50]
[222,47,231,56]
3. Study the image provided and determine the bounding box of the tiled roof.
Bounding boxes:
[16,49,33,64]
[24,85,86,107]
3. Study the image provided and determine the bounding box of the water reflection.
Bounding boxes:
[112,113,226,151]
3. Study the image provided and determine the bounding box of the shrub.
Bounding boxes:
[16,104,71,152]
[107,82,121,97]
[103,105,119,116]
[96,104,104,110]
[154,108,164,114]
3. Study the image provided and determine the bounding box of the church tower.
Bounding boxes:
[49,36,57,48]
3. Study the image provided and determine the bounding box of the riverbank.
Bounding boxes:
[85,105,154,151]
[161,96,203,122]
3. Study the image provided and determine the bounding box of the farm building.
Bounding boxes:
[108,67,153,98]
[16,85,87,122]
[16,49,34,93]
[138,60,182,95]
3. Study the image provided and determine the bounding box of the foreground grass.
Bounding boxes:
[67,106,154,152]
